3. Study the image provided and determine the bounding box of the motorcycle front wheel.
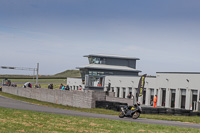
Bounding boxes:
[119,111,125,118]
[132,111,140,119]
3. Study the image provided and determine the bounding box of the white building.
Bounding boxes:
[67,54,200,111]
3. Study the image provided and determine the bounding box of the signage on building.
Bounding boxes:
[137,74,147,97]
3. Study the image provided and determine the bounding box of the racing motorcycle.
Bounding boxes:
[119,102,142,119]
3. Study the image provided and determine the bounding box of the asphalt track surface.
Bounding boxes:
[0,95,200,129]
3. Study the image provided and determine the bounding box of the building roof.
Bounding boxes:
[84,54,140,60]
[77,64,141,72]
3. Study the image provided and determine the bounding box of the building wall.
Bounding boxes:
[67,73,200,111]
[156,73,200,110]
[104,75,156,105]
[67,77,83,90]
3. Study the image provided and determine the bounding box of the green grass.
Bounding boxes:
[16,83,64,89]
[141,114,200,124]
[4,78,66,82]
[0,91,200,124]
[54,69,81,77]
[0,70,81,78]
[0,91,118,115]
[0,107,199,133]
[0,78,67,89]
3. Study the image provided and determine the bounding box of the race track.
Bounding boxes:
[0,95,199,129]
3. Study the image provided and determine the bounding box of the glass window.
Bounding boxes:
[88,57,105,64]
[88,76,104,87]
[89,71,104,75]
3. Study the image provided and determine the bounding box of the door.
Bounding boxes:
[161,88,166,106]
[171,89,176,108]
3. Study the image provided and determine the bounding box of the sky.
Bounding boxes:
[0,0,200,76]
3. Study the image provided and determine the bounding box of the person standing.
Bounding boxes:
[78,85,82,90]
[153,95,157,108]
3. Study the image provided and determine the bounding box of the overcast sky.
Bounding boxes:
[0,0,200,75]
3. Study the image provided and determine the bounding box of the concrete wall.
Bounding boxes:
[2,86,97,108]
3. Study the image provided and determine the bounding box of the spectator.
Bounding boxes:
[78,85,82,90]
[35,84,38,88]
[127,93,131,99]
[48,84,53,89]
[61,85,65,90]
[59,84,63,89]
[66,85,70,90]
[28,83,31,88]
[97,82,101,87]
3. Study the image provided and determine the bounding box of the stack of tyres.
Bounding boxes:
[189,112,199,116]
[143,107,153,114]
[166,108,175,115]
[174,109,182,116]
[181,109,191,116]
[158,108,166,115]
[95,101,127,112]
[151,108,159,114]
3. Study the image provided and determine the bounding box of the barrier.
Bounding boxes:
[1,86,103,108]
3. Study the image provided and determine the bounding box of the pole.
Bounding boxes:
[33,69,35,83]
[36,63,39,85]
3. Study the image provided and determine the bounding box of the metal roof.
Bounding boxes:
[77,64,141,72]
[84,54,140,60]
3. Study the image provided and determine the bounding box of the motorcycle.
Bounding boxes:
[119,103,142,119]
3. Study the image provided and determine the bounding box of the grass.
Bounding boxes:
[0,91,200,124]
[0,107,199,133]
[4,78,66,82]
[0,91,118,115]
[54,69,81,77]
[0,69,81,79]
[16,83,64,89]
[0,78,67,89]
[141,114,200,124]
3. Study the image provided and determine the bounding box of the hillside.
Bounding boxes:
[0,70,81,79]
[54,70,81,77]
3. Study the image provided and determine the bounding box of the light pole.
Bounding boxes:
[1,63,39,85]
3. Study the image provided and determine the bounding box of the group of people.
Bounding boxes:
[59,84,70,90]
[23,82,41,88]
[59,84,82,91]
[23,83,32,88]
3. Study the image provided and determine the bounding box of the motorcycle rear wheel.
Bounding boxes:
[119,111,125,118]
[132,111,140,119]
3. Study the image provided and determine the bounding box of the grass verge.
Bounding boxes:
[0,107,199,133]
[0,91,200,124]
[0,91,118,115]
